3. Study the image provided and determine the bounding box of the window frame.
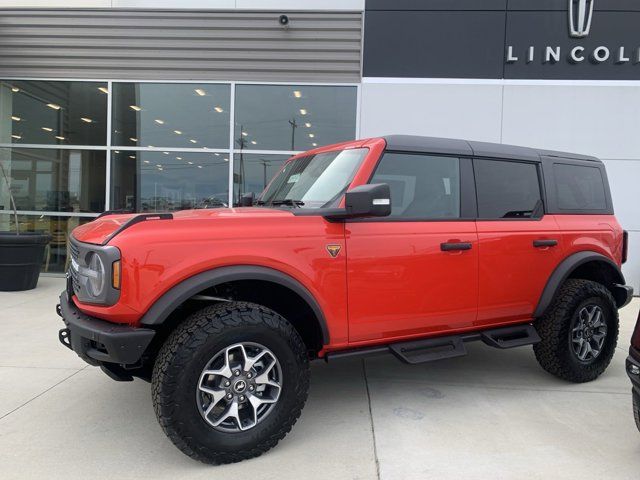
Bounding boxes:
[472,156,547,222]
[350,149,477,223]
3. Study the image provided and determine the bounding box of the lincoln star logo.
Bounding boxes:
[569,0,594,38]
[326,244,341,258]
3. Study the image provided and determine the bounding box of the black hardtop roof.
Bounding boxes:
[382,135,600,163]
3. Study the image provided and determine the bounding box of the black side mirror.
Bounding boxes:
[239,192,255,207]
[324,183,391,220]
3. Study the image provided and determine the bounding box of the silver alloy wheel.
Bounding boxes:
[571,304,608,362]
[196,342,283,432]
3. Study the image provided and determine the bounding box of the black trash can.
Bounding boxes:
[0,232,51,291]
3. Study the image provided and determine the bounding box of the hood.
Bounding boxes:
[73,208,295,245]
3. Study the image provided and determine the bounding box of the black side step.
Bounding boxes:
[325,324,541,364]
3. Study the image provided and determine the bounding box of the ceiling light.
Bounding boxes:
[308,133,315,138]
[98,87,109,94]
[154,119,164,125]
[163,151,169,155]
[129,137,138,142]
[241,131,248,137]
[11,87,19,93]
[214,153,220,156]
[214,106,224,113]
[158,167,163,171]
[299,109,307,115]
[11,115,20,121]
[188,161,194,165]
[147,145,154,148]
[224,158,229,162]
[197,165,203,169]
[55,136,65,140]
[194,88,206,96]
[47,103,61,110]
[173,130,182,135]
[143,160,150,164]
[293,90,302,98]
[250,140,257,145]
[312,142,318,147]
[41,127,53,132]
[114,150,120,153]
[156,164,162,167]
[130,105,142,111]
[11,134,21,140]
[190,139,197,144]
[80,117,93,123]
[176,156,182,160]
[128,155,135,159]
[305,122,311,128]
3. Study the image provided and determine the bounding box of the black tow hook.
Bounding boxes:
[56,303,62,317]
[58,328,72,350]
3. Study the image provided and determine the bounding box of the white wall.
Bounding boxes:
[360,78,640,291]
[0,0,363,9]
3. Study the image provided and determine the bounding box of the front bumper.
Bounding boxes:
[628,348,640,432]
[56,291,155,367]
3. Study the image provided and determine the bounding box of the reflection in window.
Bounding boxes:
[111,83,231,149]
[233,153,289,206]
[234,85,357,151]
[0,80,108,146]
[0,148,105,213]
[0,214,94,273]
[111,151,229,212]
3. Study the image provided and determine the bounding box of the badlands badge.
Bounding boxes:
[326,244,342,258]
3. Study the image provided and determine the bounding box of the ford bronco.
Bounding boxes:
[57,135,632,463]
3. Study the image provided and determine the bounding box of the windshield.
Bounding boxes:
[259,148,368,208]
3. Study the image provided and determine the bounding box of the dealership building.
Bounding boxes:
[0,0,638,290]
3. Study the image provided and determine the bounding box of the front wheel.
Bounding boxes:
[534,279,619,383]
[152,302,310,464]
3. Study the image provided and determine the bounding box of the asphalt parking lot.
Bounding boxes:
[0,277,638,479]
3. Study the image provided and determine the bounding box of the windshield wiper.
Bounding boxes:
[270,199,305,207]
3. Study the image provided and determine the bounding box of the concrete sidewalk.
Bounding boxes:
[0,277,638,479]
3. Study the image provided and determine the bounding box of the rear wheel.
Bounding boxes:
[534,279,618,383]
[152,302,310,464]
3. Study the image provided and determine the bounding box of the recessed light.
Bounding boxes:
[41,127,53,132]
[250,140,257,145]
[158,167,163,171]
[214,153,220,156]
[130,105,142,111]
[214,106,224,113]
[299,109,307,115]
[241,131,248,137]
[224,158,229,162]
[80,117,93,123]
[194,88,206,96]
[11,134,21,140]
[114,150,120,153]
[154,119,164,125]
[293,90,302,98]
[312,142,318,147]
[55,135,65,140]
[173,130,182,135]
[188,161,194,165]
[190,139,197,144]
[163,151,169,155]
[147,145,154,148]
[47,103,61,110]
[143,160,150,164]
[128,155,135,159]
[129,137,138,142]
[11,116,20,122]
[197,165,203,169]
[98,87,109,94]
[176,156,182,160]
[308,133,315,138]
[304,122,311,128]
[156,164,162,167]
[11,87,19,93]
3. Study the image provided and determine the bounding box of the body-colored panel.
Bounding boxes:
[345,221,478,342]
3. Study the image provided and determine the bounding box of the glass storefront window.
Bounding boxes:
[0,148,106,213]
[234,85,357,152]
[232,153,289,205]
[111,83,231,149]
[0,80,108,146]
[0,214,94,273]
[111,150,230,212]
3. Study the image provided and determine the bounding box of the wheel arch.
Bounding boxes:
[534,251,627,318]
[140,265,329,350]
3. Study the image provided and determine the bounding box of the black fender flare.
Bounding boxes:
[534,251,626,318]
[139,265,329,344]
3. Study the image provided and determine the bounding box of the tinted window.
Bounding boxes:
[554,163,607,211]
[475,159,541,219]
[370,153,460,219]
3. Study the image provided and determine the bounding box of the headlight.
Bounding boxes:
[86,252,106,297]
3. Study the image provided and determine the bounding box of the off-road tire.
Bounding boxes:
[152,301,310,464]
[534,279,618,383]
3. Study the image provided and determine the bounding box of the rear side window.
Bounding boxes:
[474,159,542,219]
[553,163,607,211]
[370,152,460,219]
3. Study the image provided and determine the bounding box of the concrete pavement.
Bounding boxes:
[0,277,638,479]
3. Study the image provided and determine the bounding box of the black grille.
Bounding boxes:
[68,240,80,294]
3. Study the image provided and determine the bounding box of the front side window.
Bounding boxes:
[259,148,367,208]
[370,152,460,219]
[475,159,542,219]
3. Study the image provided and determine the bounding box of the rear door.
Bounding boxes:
[474,158,564,326]
[345,151,479,344]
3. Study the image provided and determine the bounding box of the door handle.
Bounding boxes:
[533,239,558,248]
[441,242,473,252]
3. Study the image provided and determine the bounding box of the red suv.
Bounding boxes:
[57,136,632,464]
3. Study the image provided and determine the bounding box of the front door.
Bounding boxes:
[346,152,478,344]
